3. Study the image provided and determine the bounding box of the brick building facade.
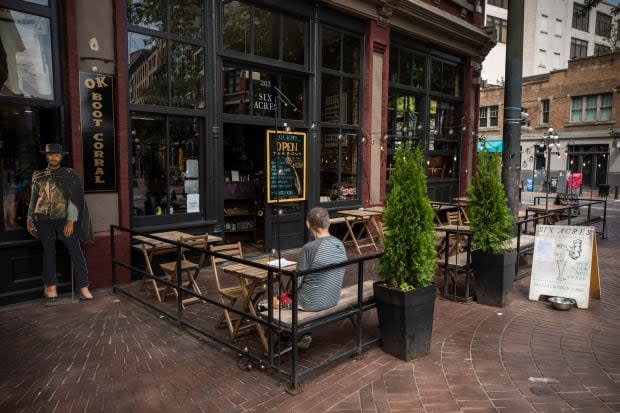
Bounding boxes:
[480,51,620,193]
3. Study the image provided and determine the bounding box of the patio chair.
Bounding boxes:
[210,242,247,339]
[159,234,209,307]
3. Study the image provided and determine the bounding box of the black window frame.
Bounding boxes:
[595,11,612,36]
[487,15,508,43]
[572,3,589,32]
[570,37,588,58]
[488,0,508,9]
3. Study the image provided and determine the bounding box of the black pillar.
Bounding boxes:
[502,0,524,216]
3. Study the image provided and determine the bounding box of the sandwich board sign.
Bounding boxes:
[528,225,600,309]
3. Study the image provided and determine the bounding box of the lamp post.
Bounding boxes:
[539,127,560,209]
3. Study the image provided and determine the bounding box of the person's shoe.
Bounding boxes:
[43,285,58,298]
[79,287,94,300]
[297,334,312,350]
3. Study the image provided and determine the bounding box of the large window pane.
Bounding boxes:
[223,1,251,53]
[399,49,413,86]
[168,116,201,214]
[601,93,612,121]
[0,9,53,100]
[171,0,204,39]
[170,42,204,109]
[282,15,304,64]
[128,32,168,105]
[131,113,166,216]
[127,0,165,31]
[571,97,582,122]
[254,8,277,59]
[321,73,340,123]
[585,96,597,121]
[319,129,359,201]
[342,33,360,75]
[131,113,202,216]
[322,28,341,70]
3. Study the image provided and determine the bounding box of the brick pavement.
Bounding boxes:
[1,196,619,412]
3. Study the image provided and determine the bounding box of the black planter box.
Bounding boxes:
[373,282,436,361]
[472,250,517,307]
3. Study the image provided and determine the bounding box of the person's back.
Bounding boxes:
[297,235,346,311]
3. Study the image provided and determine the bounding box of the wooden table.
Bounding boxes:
[525,204,567,231]
[435,224,474,302]
[223,257,296,354]
[431,202,459,225]
[337,209,383,254]
[132,231,222,302]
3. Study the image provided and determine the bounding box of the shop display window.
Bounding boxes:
[131,113,201,217]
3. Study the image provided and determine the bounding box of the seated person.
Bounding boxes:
[276,207,347,352]
[296,206,347,311]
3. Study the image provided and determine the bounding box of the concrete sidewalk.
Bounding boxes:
[1,204,618,412]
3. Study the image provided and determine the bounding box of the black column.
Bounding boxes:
[502,0,524,216]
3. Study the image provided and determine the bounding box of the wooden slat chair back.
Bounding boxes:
[210,242,246,339]
[159,234,209,307]
[445,210,462,225]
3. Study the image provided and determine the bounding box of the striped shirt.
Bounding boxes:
[297,236,347,311]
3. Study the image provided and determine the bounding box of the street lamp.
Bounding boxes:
[538,127,560,209]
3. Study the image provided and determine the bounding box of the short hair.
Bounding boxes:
[306,206,330,230]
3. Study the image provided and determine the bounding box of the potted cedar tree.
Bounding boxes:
[374,141,437,361]
[466,148,516,307]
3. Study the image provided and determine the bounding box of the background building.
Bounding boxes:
[483,0,619,86]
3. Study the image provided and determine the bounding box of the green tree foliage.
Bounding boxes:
[378,142,436,291]
[466,149,514,254]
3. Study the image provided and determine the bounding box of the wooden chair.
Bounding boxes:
[159,234,209,307]
[445,210,462,225]
[210,242,247,339]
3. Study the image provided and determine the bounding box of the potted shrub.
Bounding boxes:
[374,141,437,361]
[466,148,516,307]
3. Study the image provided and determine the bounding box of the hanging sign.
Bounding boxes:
[528,225,600,309]
[79,72,116,192]
[266,130,306,203]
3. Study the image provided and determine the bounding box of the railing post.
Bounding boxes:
[176,244,183,324]
[111,225,116,290]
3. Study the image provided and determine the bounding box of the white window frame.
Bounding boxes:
[479,105,499,128]
[570,93,613,123]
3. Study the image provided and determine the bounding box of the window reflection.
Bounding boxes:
[428,100,459,179]
[127,0,165,31]
[131,113,201,216]
[0,9,53,99]
[431,59,459,96]
[128,32,168,106]
[171,0,203,39]
[170,42,204,109]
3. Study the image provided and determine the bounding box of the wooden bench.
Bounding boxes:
[261,280,375,329]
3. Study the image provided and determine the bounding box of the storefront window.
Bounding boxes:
[0,104,58,231]
[319,129,359,202]
[171,0,203,39]
[0,8,54,100]
[428,100,459,179]
[386,93,424,181]
[223,1,306,65]
[131,113,201,216]
[222,66,303,120]
[430,59,460,97]
[389,47,426,89]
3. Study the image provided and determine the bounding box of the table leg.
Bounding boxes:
[232,280,269,354]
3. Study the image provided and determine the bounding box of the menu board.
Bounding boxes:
[528,225,600,309]
[266,130,306,203]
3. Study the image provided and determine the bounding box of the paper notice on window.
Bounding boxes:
[533,238,554,262]
[186,193,200,213]
[267,258,297,268]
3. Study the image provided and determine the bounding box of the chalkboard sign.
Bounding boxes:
[266,130,306,203]
[528,225,600,309]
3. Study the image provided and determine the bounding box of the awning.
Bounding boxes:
[477,139,503,153]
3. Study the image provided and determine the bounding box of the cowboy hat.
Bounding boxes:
[40,143,68,155]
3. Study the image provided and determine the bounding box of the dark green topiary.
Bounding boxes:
[466,148,514,254]
[378,142,436,291]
